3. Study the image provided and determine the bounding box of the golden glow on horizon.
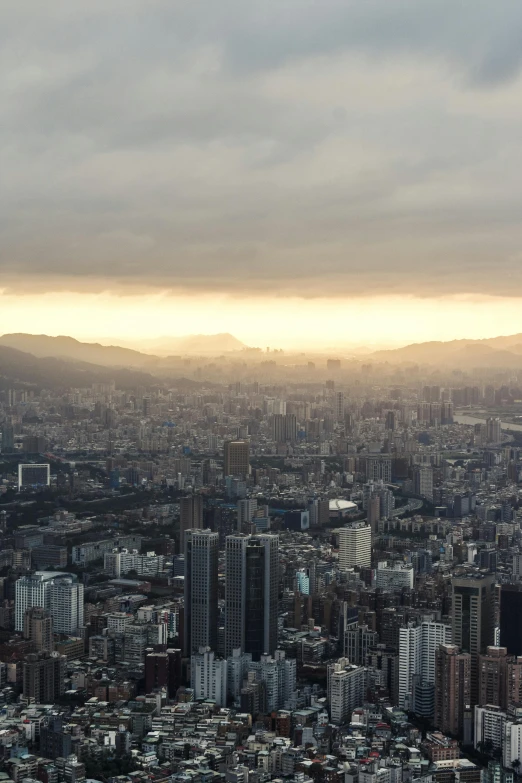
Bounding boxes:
[1,290,522,350]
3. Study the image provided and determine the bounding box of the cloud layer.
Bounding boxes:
[3,0,522,297]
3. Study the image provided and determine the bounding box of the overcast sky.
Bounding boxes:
[2,0,522,303]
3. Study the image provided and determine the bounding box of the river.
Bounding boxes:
[454,414,522,432]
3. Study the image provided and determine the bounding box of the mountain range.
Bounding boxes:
[369,333,522,367]
[0,332,247,367]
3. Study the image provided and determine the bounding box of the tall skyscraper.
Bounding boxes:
[183,529,219,656]
[500,584,522,656]
[179,494,203,550]
[338,523,371,570]
[335,392,344,422]
[224,533,279,660]
[23,607,54,653]
[223,440,250,478]
[434,644,471,738]
[452,573,495,705]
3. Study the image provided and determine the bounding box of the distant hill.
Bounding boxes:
[370,333,522,367]
[135,332,247,355]
[0,332,247,363]
[0,345,159,390]
[0,334,156,368]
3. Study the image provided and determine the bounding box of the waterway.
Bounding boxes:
[454,414,522,432]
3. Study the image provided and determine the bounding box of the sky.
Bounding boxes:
[3,0,522,348]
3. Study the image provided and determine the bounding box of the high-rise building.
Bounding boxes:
[344,624,379,665]
[398,620,452,710]
[500,584,522,656]
[227,647,253,702]
[15,572,82,633]
[308,498,330,527]
[248,650,296,712]
[503,720,522,768]
[365,456,392,483]
[23,652,66,703]
[23,607,54,653]
[49,576,84,634]
[327,658,366,725]
[486,417,502,444]
[385,410,397,431]
[478,646,509,710]
[335,392,345,422]
[338,523,371,570]
[0,423,14,453]
[452,573,495,705]
[145,649,181,697]
[434,644,471,737]
[224,533,279,660]
[183,529,219,656]
[179,494,203,550]
[270,414,297,443]
[237,499,258,530]
[271,414,286,443]
[224,441,250,478]
[474,705,507,755]
[413,466,434,501]
[190,647,228,706]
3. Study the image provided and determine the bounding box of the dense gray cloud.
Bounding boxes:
[3,0,522,296]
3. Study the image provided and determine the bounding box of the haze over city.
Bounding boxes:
[5,2,522,775]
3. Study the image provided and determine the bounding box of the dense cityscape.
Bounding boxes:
[4,3,522,783]
[0,340,521,783]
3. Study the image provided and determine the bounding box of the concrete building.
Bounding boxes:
[22,652,66,703]
[399,621,452,711]
[224,441,250,478]
[184,529,219,656]
[474,705,506,754]
[23,607,53,654]
[376,561,414,591]
[328,657,366,725]
[248,650,296,712]
[224,533,279,660]
[15,572,83,634]
[179,494,203,549]
[434,644,471,738]
[190,647,228,707]
[338,523,371,570]
[452,573,496,706]
[479,646,509,709]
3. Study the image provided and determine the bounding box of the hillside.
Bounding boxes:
[0,334,157,368]
[134,332,247,355]
[370,333,522,367]
[0,332,247,363]
[0,345,160,390]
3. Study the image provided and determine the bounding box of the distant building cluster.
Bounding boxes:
[0,364,521,783]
